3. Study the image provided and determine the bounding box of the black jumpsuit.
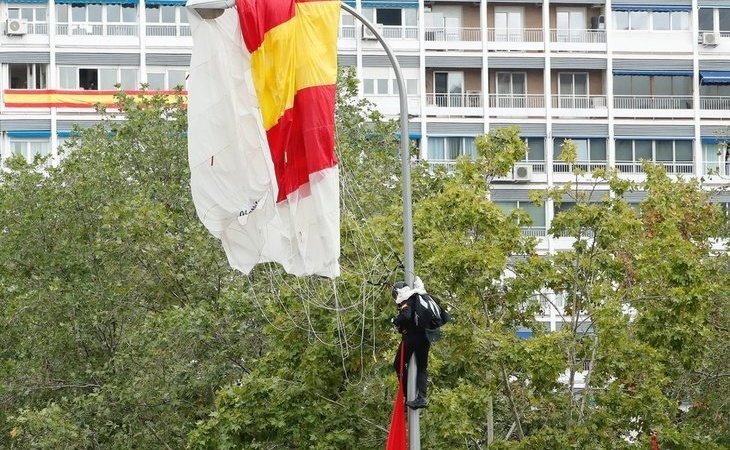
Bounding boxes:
[392,295,430,401]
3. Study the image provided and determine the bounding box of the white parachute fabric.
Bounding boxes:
[187,9,340,278]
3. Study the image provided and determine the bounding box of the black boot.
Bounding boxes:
[406,396,428,410]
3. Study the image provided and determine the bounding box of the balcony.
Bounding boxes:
[521,227,547,237]
[616,161,694,175]
[613,95,693,118]
[146,24,191,37]
[424,26,481,50]
[26,22,48,34]
[549,29,606,52]
[551,95,608,118]
[381,25,417,39]
[487,28,543,51]
[700,96,730,118]
[553,160,608,174]
[339,25,355,39]
[56,23,138,36]
[702,161,730,177]
[428,160,457,173]
[425,93,482,116]
[487,94,544,117]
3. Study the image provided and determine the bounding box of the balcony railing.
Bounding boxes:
[553,161,608,173]
[426,93,482,108]
[339,25,355,39]
[703,161,730,176]
[528,162,546,173]
[551,95,607,109]
[381,25,417,39]
[700,96,730,110]
[26,22,48,34]
[57,23,137,36]
[146,24,191,37]
[616,161,694,174]
[488,94,544,108]
[521,227,547,237]
[549,29,606,44]
[613,95,693,110]
[487,28,543,42]
[428,160,457,172]
[425,26,481,42]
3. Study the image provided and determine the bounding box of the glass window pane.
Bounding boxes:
[363,79,374,94]
[497,73,511,94]
[652,76,672,95]
[613,76,631,95]
[554,138,566,159]
[404,8,417,27]
[407,79,418,95]
[9,64,28,89]
[446,137,463,159]
[107,5,121,22]
[377,78,389,94]
[31,141,49,158]
[653,11,670,30]
[559,73,573,95]
[464,138,476,158]
[675,140,693,161]
[574,139,589,161]
[120,69,137,90]
[12,142,25,158]
[632,76,651,95]
[161,6,176,23]
[36,64,47,89]
[574,73,587,95]
[341,12,354,26]
[59,67,77,89]
[615,11,629,30]
[630,11,649,30]
[56,5,68,22]
[495,201,517,215]
[36,8,47,21]
[71,5,85,22]
[147,72,165,90]
[616,140,633,160]
[656,140,673,161]
[512,73,526,95]
[527,138,545,160]
[699,8,714,31]
[8,9,19,19]
[146,6,160,23]
[635,140,652,160]
[122,5,136,22]
[428,137,445,160]
[671,11,689,30]
[392,79,399,96]
[376,8,401,26]
[99,68,117,90]
[178,6,187,23]
[88,4,102,21]
[522,202,546,227]
[168,70,186,89]
[672,76,690,95]
[589,139,607,161]
[21,8,34,21]
[721,9,730,32]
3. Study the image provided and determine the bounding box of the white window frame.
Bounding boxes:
[494,6,524,41]
[145,67,188,90]
[57,66,139,90]
[9,139,51,163]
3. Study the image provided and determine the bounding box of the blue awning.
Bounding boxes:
[55,0,136,4]
[395,132,422,140]
[700,71,730,85]
[614,69,693,77]
[516,330,533,339]
[613,4,691,12]
[146,0,185,5]
[8,131,51,138]
[702,137,728,144]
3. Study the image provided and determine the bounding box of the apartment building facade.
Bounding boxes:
[0,0,728,329]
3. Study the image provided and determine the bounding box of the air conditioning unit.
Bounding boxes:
[6,18,27,36]
[702,32,720,46]
[514,163,533,182]
[362,23,382,40]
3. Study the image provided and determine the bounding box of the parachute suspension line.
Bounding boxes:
[332,278,351,383]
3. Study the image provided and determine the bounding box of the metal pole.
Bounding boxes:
[340,4,419,449]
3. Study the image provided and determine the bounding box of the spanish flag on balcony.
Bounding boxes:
[187,0,340,278]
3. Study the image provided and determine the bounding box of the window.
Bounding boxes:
[615,10,689,31]
[615,139,694,173]
[428,137,476,160]
[11,140,50,163]
[106,4,137,23]
[58,67,139,90]
[8,6,46,22]
[496,72,526,107]
[556,8,586,42]
[434,71,464,106]
[146,68,186,90]
[495,7,523,41]
[524,137,545,161]
[495,201,546,230]
[613,75,691,96]
[376,8,401,26]
[554,138,607,163]
[699,8,714,31]
[392,79,419,96]
[558,72,588,107]
[720,9,730,32]
[9,64,47,89]
[363,79,374,95]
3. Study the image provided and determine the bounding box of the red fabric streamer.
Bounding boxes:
[385,343,407,450]
[651,432,660,450]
